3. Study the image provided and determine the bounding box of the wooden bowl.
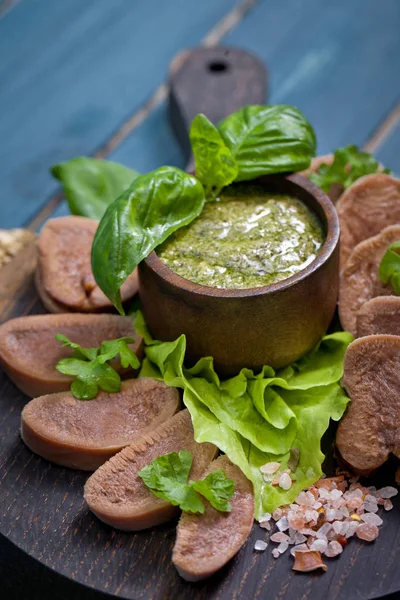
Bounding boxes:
[138,173,340,376]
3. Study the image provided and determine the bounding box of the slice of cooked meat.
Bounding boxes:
[21,378,180,470]
[0,313,143,397]
[84,410,218,530]
[357,296,400,337]
[336,174,400,269]
[172,455,254,581]
[36,216,138,313]
[336,335,400,475]
[338,225,400,335]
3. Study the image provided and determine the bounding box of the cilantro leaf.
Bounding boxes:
[309,145,391,193]
[378,241,400,294]
[98,337,140,369]
[56,358,121,400]
[192,469,234,512]
[138,450,235,514]
[55,333,99,361]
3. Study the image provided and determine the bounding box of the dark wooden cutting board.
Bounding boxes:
[1,48,400,600]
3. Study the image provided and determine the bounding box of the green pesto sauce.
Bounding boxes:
[157,185,325,289]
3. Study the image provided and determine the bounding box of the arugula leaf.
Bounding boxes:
[309,145,391,193]
[51,157,140,220]
[55,333,99,361]
[56,357,121,400]
[189,114,238,199]
[218,105,316,180]
[138,450,235,514]
[138,318,352,518]
[91,166,205,314]
[192,470,234,512]
[138,450,205,513]
[98,337,140,369]
[378,241,400,294]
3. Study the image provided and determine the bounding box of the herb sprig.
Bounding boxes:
[378,242,400,294]
[55,334,140,400]
[309,145,391,193]
[138,450,235,514]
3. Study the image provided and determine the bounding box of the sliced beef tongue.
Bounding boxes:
[339,224,400,335]
[336,173,400,269]
[0,313,143,397]
[84,410,218,531]
[21,378,180,470]
[36,216,138,313]
[172,455,254,582]
[357,296,400,337]
[336,335,400,475]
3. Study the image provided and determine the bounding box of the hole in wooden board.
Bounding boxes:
[208,60,229,73]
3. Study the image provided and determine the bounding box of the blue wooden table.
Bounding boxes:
[1,1,400,599]
[0,0,399,230]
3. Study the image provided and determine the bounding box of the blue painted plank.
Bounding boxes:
[376,119,400,174]
[0,0,238,227]
[100,0,400,179]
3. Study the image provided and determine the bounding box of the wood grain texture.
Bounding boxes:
[0,0,238,228]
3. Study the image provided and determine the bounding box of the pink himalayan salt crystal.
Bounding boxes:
[276,516,289,532]
[364,495,378,513]
[272,548,280,559]
[254,540,268,552]
[310,539,328,553]
[279,473,292,491]
[384,499,393,511]
[377,486,398,499]
[270,532,290,543]
[347,497,363,510]
[296,491,315,506]
[272,508,283,521]
[325,508,336,522]
[325,541,343,557]
[288,514,306,530]
[316,523,332,539]
[361,513,383,526]
[290,543,309,556]
[260,521,271,531]
[260,461,281,475]
[333,521,343,535]
[277,541,289,554]
[356,523,379,542]
[345,521,359,538]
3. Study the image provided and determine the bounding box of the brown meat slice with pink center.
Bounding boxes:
[36,216,138,313]
[357,296,400,337]
[336,335,400,475]
[336,174,400,269]
[0,313,143,397]
[84,410,218,531]
[21,378,180,470]
[172,455,254,581]
[339,224,400,335]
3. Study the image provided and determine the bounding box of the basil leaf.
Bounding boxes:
[91,166,205,314]
[190,114,238,199]
[192,469,234,512]
[98,337,140,369]
[378,241,400,294]
[309,145,390,193]
[218,105,316,180]
[51,157,140,220]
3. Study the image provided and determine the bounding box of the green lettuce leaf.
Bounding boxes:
[138,316,352,518]
[51,157,140,220]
